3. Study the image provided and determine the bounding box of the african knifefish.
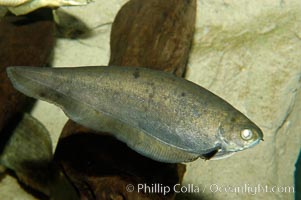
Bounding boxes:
[7,66,263,163]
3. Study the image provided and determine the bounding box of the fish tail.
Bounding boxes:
[6,66,67,106]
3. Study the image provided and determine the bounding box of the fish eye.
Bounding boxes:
[240,129,253,140]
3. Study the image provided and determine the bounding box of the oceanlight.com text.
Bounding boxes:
[125,183,295,196]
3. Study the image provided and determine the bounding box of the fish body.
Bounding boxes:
[7,66,263,163]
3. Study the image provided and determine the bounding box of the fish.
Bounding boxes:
[6,66,263,163]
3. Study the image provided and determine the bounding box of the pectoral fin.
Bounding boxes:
[209,150,235,160]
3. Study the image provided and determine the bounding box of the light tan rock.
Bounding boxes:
[182,1,301,199]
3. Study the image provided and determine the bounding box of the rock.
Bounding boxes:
[181,1,301,199]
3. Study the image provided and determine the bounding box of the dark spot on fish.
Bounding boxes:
[149,93,154,99]
[147,82,155,86]
[143,106,148,112]
[170,77,177,82]
[39,92,46,98]
[230,117,236,123]
[40,91,61,99]
[133,70,140,79]
[53,92,62,99]
[161,11,168,19]
[181,92,186,97]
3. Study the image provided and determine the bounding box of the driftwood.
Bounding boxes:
[0,9,55,143]
[109,0,196,77]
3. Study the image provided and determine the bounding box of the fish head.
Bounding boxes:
[216,112,263,155]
